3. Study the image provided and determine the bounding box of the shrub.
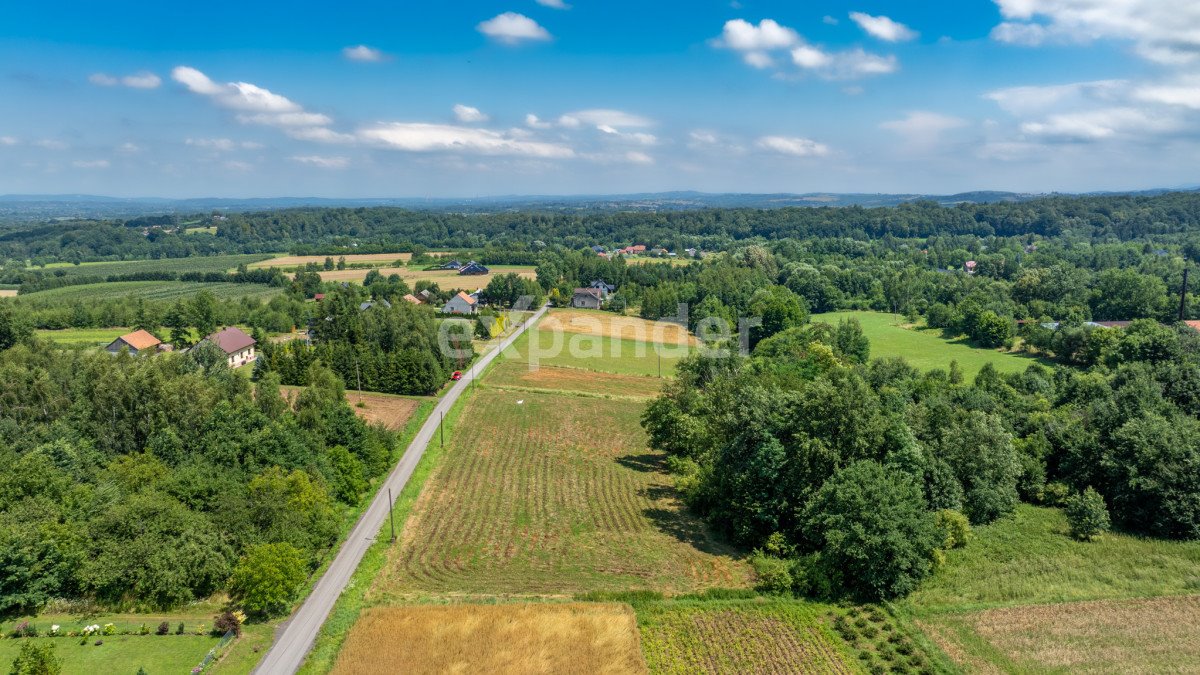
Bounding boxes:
[101,623,115,636]
[749,553,793,595]
[156,621,170,636]
[11,621,37,638]
[934,509,972,549]
[11,640,62,675]
[229,542,307,618]
[176,622,185,635]
[214,610,243,637]
[138,623,150,635]
[1066,487,1111,541]
[1042,481,1071,506]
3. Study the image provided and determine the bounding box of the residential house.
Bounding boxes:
[590,245,606,254]
[438,260,464,270]
[199,326,258,368]
[458,261,489,276]
[442,291,478,315]
[417,289,435,303]
[588,280,616,298]
[105,329,168,356]
[402,293,422,305]
[572,287,604,309]
[621,244,647,255]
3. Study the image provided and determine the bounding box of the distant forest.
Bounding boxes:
[3,192,1200,265]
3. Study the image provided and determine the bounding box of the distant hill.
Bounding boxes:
[1,187,1196,221]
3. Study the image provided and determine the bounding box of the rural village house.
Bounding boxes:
[199,326,258,368]
[458,261,489,276]
[442,291,479,315]
[572,287,604,309]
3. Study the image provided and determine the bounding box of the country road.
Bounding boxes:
[253,304,549,675]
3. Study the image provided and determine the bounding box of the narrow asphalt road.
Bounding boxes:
[253,304,549,675]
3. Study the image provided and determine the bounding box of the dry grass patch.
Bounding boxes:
[249,252,414,268]
[0,289,17,298]
[331,603,646,675]
[539,309,696,347]
[487,360,665,399]
[279,385,422,430]
[296,265,536,289]
[921,595,1200,673]
[369,388,749,600]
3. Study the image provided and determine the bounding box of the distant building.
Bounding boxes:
[458,261,489,276]
[105,329,167,356]
[402,293,422,305]
[964,260,978,274]
[621,245,647,255]
[442,291,478,315]
[588,280,616,298]
[591,245,606,253]
[572,288,604,309]
[313,293,325,301]
[199,326,257,368]
[439,260,464,270]
[359,298,392,311]
[417,289,435,302]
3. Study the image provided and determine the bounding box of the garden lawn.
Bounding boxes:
[812,311,1047,379]
[0,635,220,674]
[35,327,130,347]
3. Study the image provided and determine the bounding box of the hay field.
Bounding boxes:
[248,252,414,269]
[637,602,856,674]
[295,265,536,289]
[919,595,1200,673]
[487,360,666,399]
[281,385,424,430]
[368,387,749,600]
[539,309,696,347]
[0,289,17,297]
[331,603,646,675]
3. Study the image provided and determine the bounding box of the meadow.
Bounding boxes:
[19,280,282,303]
[34,327,130,347]
[330,603,646,675]
[812,311,1048,379]
[301,264,536,290]
[247,252,415,269]
[23,253,272,278]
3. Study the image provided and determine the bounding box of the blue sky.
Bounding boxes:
[1,1,1197,197]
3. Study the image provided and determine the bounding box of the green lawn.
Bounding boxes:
[908,504,1200,612]
[812,311,1048,379]
[35,327,131,347]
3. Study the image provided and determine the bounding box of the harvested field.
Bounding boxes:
[248,252,414,269]
[369,388,749,600]
[539,309,696,346]
[280,385,423,430]
[293,264,536,289]
[331,603,647,675]
[920,595,1200,673]
[487,360,666,399]
[506,330,689,377]
[637,602,856,674]
[0,289,16,297]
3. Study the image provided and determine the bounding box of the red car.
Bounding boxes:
[451,371,463,381]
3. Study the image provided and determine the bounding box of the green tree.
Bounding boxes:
[10,640,61,675]
[802,461,941,601]
[0,304,32,352]
[190,290,219,339]
[164,300,192,348]
[1065,487,1111,541]
[229,542,307,618]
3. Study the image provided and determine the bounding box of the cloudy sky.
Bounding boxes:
[1,1,1198,197]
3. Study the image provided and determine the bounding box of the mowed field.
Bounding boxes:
[331,603,646,675]
[637,602,856,675]
[291,264,535,289]
[247,252,414,269]
[0,288,17,297]
[501,309,692,377]
[812,311,1048,379]
[486,360,667,399]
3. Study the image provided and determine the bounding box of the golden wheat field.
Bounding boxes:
[538,309,696,347]
[919,594,1200,673]
[486,360,666,399]
[367,386,749,601]
[330,603,647,675]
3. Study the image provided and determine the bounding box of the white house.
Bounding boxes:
[442,291,478,315]
[199,326,258,368]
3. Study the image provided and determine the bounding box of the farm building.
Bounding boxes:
[417,289,435,302]
[442,291,478,315]
[572,288,604,309]
[105,329,170,356]
[620,245,647,255]
[458,261,489,276]
[199,326,257,368]
[438,260,464,270]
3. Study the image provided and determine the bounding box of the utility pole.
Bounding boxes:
[1181,267,1190,322]
[387,488,396,543]
[439,411,444,448]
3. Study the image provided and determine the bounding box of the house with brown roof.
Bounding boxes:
[442,291,478,315]
[199,326,258,368]
[571,287,604,309]
[105,329,167,356]
[403,293,422,305]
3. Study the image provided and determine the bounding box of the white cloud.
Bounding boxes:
[72,159,110,169]
[558,109,653,128]
[186,137,264,151]
[689,130,718,145]
[117,142,141,153]
[1020,107,1180,141]
[743,51,775,69]
[1134,78,1200,110]
[985,80,1127,116]
[880,111,968,146]
[525,113,552,129]
[849,12,918,42]
[358,122,574,158]
[173,66,342,140]
[715,19,799,51]
[625,151,654,165]
[823,15,839,25]
[791,45,832,69]
[792,46,897,78]
[535,0,571,9]
[596,124,657,145]
[757,135,830,157]
[89,73,118,86]
[287,127,357,143]
[121,72,162,89]
[0,136,17,146]
[236,112,333,127]
[343,45,388,62]
[453,104,489,123]
[990,0,1200,64]
[290,155,350,169]
[477,12,552,44]
[224,160,253,172]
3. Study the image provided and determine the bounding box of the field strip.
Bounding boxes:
[484,383,657,402]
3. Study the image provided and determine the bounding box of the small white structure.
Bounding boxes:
[442,291,478,315]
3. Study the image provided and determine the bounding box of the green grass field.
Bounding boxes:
[812,311,1048,379]
[23,254,271,278]
[19,280,282,303]
[34,327,131,347]
[0,635,220,674]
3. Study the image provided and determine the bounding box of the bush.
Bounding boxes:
[1042,481,1071,506]
[934,509,972,549]
[1066,487,1111,541]
[749,553,793,595]
[11,640,62,675]
[156,621,170,636]
[138,623,150,635]
[229,542,307,618]
[175,622,185,635]
[11,621,37,638]
[213,610,244,637]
